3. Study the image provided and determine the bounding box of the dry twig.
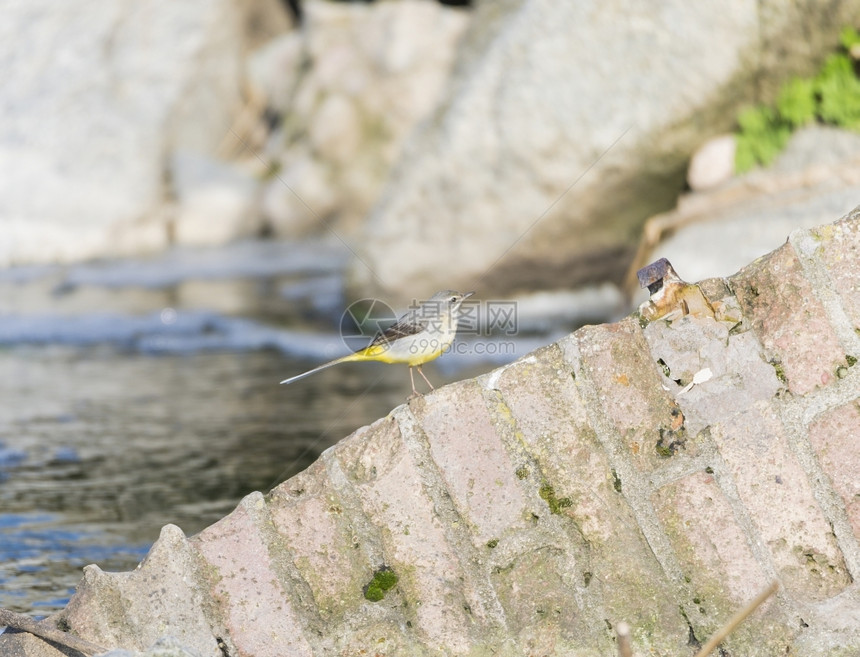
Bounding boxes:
[615,621,633,657]
[0,607,107,656]
[692,581,780,657]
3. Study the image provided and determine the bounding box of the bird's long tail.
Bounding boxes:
[279,352,364,385]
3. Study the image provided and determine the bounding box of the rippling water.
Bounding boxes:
[0,346,431,613]
[1,239,593,615]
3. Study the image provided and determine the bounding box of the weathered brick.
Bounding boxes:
[194,494,314,657]
[576,318,698,470]
[490,547,585,656]
[333,416,474,653]
[654,472,792,653]
[653,471,769,604]
[497,342,689,654]
[809,212,860,330]
[268,459,372,621]
[808,402,860,540]
[732,242,847,395]
[410,380,529,545]
[496,345,604,541]
[712,402,851,601]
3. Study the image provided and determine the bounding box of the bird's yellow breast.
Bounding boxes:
[357,340,448,366]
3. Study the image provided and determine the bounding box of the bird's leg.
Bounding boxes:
[408,367,421,399]
[416,366,435,391]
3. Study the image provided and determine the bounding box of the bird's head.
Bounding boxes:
[429,290,475,313]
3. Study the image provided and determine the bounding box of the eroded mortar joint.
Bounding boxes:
[243,492,327,638]
[392,404,512,636]
[565,331,685,585]
[774,399,860,579]
[789,227,860,357]
[321,453,387,573]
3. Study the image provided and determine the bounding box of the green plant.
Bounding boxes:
[735,106,791,172]
[734,26,860,172]
[840,25,860,50]
[776,77,817,127]
[815,53,860,130]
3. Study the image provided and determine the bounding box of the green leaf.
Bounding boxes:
[817,53,853,83]
[734,106,791,171]
[737,105,776,134]
[816,54,860,129]
[776,77,816,127]
[839,25,860,50]
[734,136,758,173]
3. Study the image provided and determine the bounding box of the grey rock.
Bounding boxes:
[170,152,261,247]
[262,0,470,239]
[0,0,260,266]
[350,0,860,300]
[247,31,304,115]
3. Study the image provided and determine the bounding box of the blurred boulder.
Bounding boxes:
[171,152,262,247]
[247,31,305,116]
[259,0,470,238]
[687,134,737,191]
[0,0,288,266]
[348,0,860,300]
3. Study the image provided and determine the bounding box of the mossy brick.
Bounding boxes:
[652,472,791,652]
[332,415,473,652]
[809,213,860,330]
[410,379,529,545]
[575,318,698,470]
[495,341,632,543]
[268,459,372,621]
[731,242,846,395]
[193,493,314,657]
[496,342,690,654]
[712,402,851,602]
[808,402,860,540]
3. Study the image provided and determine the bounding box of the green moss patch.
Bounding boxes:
[612,469,622,493]
[363,566,398,602]
[770,360,788,384]
[539,483,572,515]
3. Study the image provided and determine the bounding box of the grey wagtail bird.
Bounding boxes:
[280,290,475,397]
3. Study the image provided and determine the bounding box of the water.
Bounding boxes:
[0,239,603,615]
[0,346,425,613]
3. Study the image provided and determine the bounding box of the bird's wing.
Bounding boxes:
[367,313,427,348]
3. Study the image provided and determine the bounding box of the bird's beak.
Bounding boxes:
[462,291,475,300]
